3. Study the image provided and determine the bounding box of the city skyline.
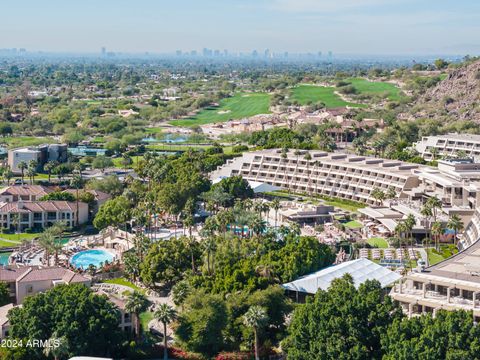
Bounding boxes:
[1,0,480,55]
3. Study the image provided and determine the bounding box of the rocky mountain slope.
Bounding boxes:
[414,60,480,121]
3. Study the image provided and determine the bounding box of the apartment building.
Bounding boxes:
[0,185,53,202]
[0,200,89,231]
[390,238,480,321]
[0,265,90,304]
[7,144,67,173]
[211,149,422,205]
[415,134,480,161]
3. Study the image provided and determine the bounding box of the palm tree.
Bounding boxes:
[69,175,83,227]
[28,159,38,184]
[427,196,442,224]
[125,291,150,340]
[4,167,13,185]
[431,221,445,251]
[304,152,312,194]
[386,187,397,202]
[202,236,216,275]
[405,214,417,260]
[447,214,464,246]
[395,222,407,247]
[172,281,190,310]
[26,167,36,185]
[249,215,266,237]
[38,229,54,266]
[17,161,27,184]
[216,209,234,239]
[421,204,433,248]
[155,303,177,360]
[243,306,269,360]
[44,161,55,183]
[430,147,439,161]
[371,187,385,206]
[259,202,270,223]
[43,332,69,360]
[271,198,281,228]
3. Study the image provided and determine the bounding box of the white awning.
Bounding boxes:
[282,258,401,294]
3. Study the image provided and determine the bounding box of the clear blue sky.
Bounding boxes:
[2,0,480,55]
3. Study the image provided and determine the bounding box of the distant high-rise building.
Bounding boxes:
[252,50,258,57]
[214,49,220,57]
[224,49,228,57]
[284,52,289,58]
[318,51,322,57]
[101,46,106,56]
[264,49,270,58]
[190,50,197,56]
[203,48,213,57]
[176,50,182,56]
[328,51,333,58]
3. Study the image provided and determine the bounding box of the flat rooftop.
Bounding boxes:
[421,239,480,284]
[426,134,480,142]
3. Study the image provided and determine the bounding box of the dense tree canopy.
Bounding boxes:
[140,236,201,286]
[382,310,480,360]
[8,284,123,359]
[282,274,403,360]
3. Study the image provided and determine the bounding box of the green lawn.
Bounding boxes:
[344,220,363,229]
[426,245,457,266]
[0,240,21,248]
[112,156,144,168]
[367,237,389,248]
[0,233,40,241]
[144,127,163,134]
[291,85,364,108]
[169,93,271,127]
[0,136,57,149]
[139,311,154,332]
[321,196,366,212]
[347,78,405,101]
[426,248,445,266]
[103,278,145,293]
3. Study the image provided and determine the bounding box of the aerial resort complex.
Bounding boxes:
[1,2,480,357]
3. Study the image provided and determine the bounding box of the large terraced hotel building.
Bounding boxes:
[212,148,480,319]
[415,134,480,161]
[212,149,422,205]
[212,149,480,212]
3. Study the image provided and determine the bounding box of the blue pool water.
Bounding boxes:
[0,252,11,266]
[70,249,114,269]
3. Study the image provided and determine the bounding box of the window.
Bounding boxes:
[27,285,33,294]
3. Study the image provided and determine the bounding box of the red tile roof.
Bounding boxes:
[64,189,111,202]
[0,201,79,213]
[17,266,89,284]
[0,185,53,197]
[0,266,30,282]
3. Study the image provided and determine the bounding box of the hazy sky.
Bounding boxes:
[2,0,480,55]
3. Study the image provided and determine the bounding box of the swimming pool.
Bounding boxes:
[0,252,11,266]
[70,249,114,269]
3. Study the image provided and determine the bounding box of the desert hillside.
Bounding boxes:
[414,60,480,121]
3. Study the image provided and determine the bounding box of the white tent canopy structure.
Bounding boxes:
[282,258,402,294]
